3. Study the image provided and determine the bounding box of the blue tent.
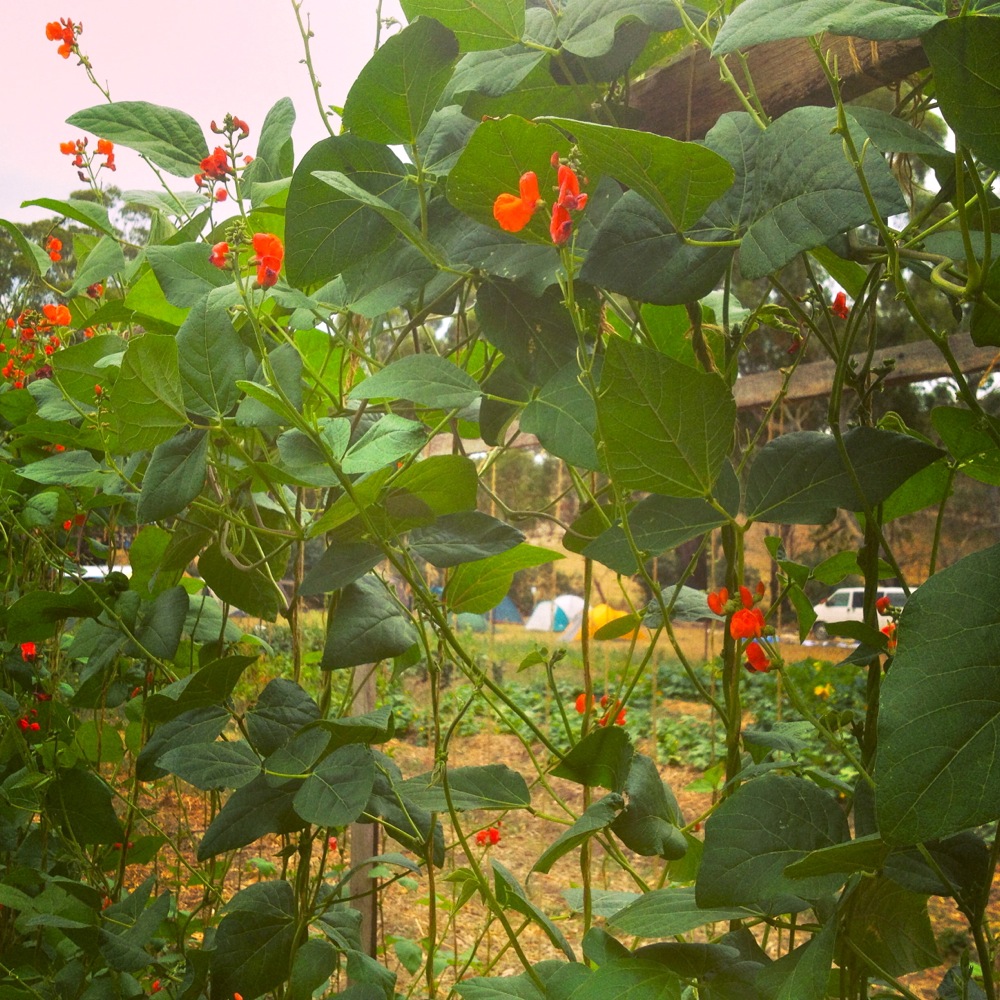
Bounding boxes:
[488,595,523,625]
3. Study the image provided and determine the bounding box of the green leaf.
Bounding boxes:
[341,415,428,474]
[211,881,296,1000]
[972,256,1000,346]
[349,354,481,411]
[312,170,449,268]
[16,450,110,489]
[409,512,524,567]
[456,972,544,1000]
[739,106,906,279]
[293,744,376,827]
[99,877,172,972]
[0,218,54,275]
[67,101,209,177]
[933,405,1000,485]
[399,764,532,811]
[400,0,524,50]
[137,429,208,521]
[560,956,681,1000]
[474,280,579,385]
[146,655,260,723]
[343,18,459,145]
[597,337,735,497]
[175,289,248,416]
[542,117,734,232]
[755,918,836,1000]
[745,428,944,524]
[841,877,939,976]
[556,0,688,58]
[136,705,230,781]
[132,585,188,659]
[445,543,562,613]
[521,362,601,471]
[580,112,753,305]
[784,833,890,879]
[66,235,126,296]
[197,543,282,621]
[20,197,115,236]
[299,539,385,597]
[290,939,339,1000]
[158,741,262,790]
[713,0,949,55]
[921,17,1000,169]
[285,136,409,286]
[314,707,396,749]
[45,769,124,845]
[697,774,850,913]
[244,97,296,192]
[584,479,737,574]
[146,243,234,307]
[4,586,102,640]
[246,678,321,757]
[611,753,687,860]
[198,775,303,860]
[551,727,634,792]
[114,333,189,452]
[875,543,1000,845]
[322,575,419,669]
[493,861,576,961]
[608,886,754,938]
[532,794,624,874]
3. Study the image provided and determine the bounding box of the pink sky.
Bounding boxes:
[2,1,404,222]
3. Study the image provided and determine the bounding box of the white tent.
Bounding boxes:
[524,594,585,632]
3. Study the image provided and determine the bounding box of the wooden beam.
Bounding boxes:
[631,35,929,141]
[734,332,997,408]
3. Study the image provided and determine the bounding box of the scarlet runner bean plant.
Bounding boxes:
[0,2,999,1000]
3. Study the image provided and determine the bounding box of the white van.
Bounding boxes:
[811,586,907,639]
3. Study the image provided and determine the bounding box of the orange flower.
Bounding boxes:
[739,585,753,609]
[96,138,113,156]
[46,18,77,57]
[46,237,62,263]
[215,188,227,202]
[831,291,850,319]
[59,140,77,155]
[86,282,103,298]
[549,201,572,245]
[475,826,501,846]
[575,692,590,714]
[209,241,229,268]
[744,641,770,673]
[21,641,37,662]
[706,587,728,616]
[251,233,284,288]
[493,171,542,232]
[881,622,897,654]
[876,595,892,614]
[200,146,231,180]
[729,606,765,641]
[555,163,588,211]
[41,303,71,326]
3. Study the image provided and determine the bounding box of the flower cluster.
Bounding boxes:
[16,712,41,733]
[194,117,251,201]
[575,692,626,726]
[208,233,284,289]
[475,826,501,846]
[59,137,115,182]
[706,583,776,672]
[45,18,79,58]
[493,153,588,245]
[46,236,62,263]
[1,306,71,389]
